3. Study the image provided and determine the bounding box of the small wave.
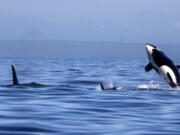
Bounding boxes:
[137,80,171,90]
[137,84,160,89]
[116,87,123,90]
[173,86,180,91]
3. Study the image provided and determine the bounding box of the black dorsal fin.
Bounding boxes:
[11,65,19,85]
[99,82,105,90]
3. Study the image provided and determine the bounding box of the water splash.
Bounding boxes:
[173,86,180,91]
[96,83,103,91]
[96,77,115,90]
[138,80,160,89]
[104,77,114,89]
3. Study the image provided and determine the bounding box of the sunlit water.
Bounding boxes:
[0,57,180,135]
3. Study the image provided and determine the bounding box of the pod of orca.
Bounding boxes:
[99,44,180,90]
[1,44,180,90]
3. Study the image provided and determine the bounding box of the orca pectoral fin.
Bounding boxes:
[176,65,180,69]
[145,63,153,72]
[11,65,19,86]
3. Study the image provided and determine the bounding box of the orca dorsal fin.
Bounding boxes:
[176,65,180,69]
[11,65,19,86]
[99,82,105,90]
[145,63,153,72]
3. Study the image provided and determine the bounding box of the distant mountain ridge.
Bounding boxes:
[0,11,180,43]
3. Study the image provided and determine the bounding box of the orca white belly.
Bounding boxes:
[159,65,177,86]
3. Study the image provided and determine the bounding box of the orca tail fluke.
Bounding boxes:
[99,82,105,90]
[11,65,19,86]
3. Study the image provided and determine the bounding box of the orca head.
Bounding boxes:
[146,44,157,56]
[146,44,161,61]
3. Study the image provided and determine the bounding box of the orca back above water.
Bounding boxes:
[9,65,47,88]
[98,82,117,90]
[145,44,180,88]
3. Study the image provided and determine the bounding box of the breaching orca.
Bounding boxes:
[145,44,180,88]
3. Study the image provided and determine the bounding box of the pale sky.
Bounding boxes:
[0,0,180,43]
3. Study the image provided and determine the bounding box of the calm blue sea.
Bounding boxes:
[0,57,180,135]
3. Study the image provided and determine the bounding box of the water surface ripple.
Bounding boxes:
[0,58,180,135]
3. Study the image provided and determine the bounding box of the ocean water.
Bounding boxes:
[0,57,180,135]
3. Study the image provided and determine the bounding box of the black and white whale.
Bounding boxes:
[145,44,180,88]
[5,65,46,87]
